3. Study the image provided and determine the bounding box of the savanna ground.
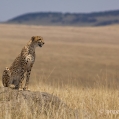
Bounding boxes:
[0,24,119,119]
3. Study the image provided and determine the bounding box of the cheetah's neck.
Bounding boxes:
[27,41,36,53]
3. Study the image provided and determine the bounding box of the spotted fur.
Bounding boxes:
[2,36,45,90]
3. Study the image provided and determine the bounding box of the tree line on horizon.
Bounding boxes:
[6,10,119,26]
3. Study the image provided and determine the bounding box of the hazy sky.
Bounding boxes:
[0,0,119,21]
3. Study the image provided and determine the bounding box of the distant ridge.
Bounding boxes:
[6,10,119,26]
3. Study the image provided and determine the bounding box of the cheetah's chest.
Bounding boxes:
[25,54,35,67]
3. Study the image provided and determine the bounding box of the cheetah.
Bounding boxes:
[2,36,45,90]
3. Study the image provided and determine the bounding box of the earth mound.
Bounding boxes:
[0,87,78,119]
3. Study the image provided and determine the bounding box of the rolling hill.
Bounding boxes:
[6,10,119,26]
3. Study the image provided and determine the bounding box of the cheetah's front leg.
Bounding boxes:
[24,66,33,91]
[18,71,25,91]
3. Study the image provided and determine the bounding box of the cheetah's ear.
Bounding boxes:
[31,36,35,42]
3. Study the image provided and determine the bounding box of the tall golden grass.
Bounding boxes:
[0,24,119,118]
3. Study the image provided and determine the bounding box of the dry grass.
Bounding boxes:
[0,24,119,118]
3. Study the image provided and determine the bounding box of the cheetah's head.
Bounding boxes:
[31,36,45,48]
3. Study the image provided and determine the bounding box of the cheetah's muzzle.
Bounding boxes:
[39,42,44,47]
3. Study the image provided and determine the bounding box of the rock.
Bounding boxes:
[0,87,78,119]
